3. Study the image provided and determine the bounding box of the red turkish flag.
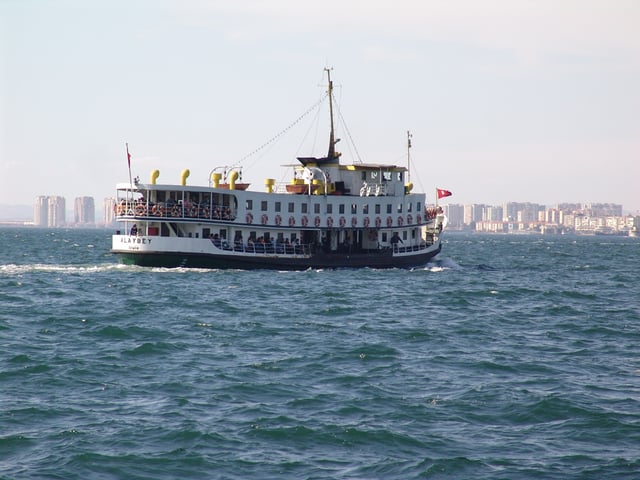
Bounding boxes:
[436,188,452,199]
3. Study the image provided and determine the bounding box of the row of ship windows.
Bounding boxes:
[246,200,421,215]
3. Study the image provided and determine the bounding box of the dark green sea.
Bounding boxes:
[1,227,639,479]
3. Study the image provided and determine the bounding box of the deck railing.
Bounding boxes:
[116,201,235,221]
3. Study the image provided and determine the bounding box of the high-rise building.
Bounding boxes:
[34,196,48,227]
[103,197,117,226]
[74,196,95,225]
[464,204,484,226]
[47,196,66,227]
[443,204,464,228]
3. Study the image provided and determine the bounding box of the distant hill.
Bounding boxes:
[0,204,32,221]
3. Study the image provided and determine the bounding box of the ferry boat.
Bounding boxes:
[111,70,448,269]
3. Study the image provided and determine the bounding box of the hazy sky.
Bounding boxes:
[2,0,639,213]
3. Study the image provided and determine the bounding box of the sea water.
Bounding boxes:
[1,227,639,479]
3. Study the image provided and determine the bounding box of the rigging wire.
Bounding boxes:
[295,98,324,158]
[232,92,329,169]
[333,92,363,164]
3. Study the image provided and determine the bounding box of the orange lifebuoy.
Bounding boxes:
[261,214,268,225]
[289,216,295,227]
[363,217,370,227]
[246,213,253,224]
[151,205,161,216]
[387,216,393,227]
[375,217,382,228]
[275,214,282,226]
[339,216,346,228]
[326,217,333,227]
[416,214,422,224]
[351,216,358,227]
[301,216,309,227]
[314,216,321,227]
[398,216,404,226]
[407,214,413,225]
[135,204,145,215]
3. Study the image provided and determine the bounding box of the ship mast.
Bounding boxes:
[326,67,339,159]
[407,130,412,183]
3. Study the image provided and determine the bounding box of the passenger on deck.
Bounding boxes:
[234,233,244,251]
[130,224,138,236]
[390,232,403,250]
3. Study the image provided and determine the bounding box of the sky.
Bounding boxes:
[2,0,639,213]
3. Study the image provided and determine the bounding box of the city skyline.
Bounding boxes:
[1,1,639,213]
[1,194,638,227]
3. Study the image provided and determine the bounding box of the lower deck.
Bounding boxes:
[112,218,443,269]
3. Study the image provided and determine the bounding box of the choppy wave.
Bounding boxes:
[1,229,639,479]
[0,262,126,275]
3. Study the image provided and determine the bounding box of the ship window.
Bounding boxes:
[371,171,378,180]
[314,203,320,214]
[417,201,421,212]
[397,203,403,213]
[261,201,268,211]
[288,202,295,213]
[326,204,333,214]
[362,171,366,180]
[383,171,392,181]
[275,201,281,213]
[339,204,345,214]
[408,203,413,213]
[386,204,392,214]
[375,204,381,214]
[403,231,408,241]
[363,204,369,214]
[246,199,253,210]
[301,203,308,214]
[351,203,357,214]
[381,232,388,242]
[397,172,403,182]
[411,229,416,239]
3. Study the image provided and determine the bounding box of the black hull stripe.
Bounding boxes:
[113,247,441,270]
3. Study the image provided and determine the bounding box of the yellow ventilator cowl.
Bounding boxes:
[265,178,275,193]
[405,182,413,192]
[312,179,324,195]
[180,169,190,186]
[211,172,222,188]
[150,169,160,185]
[228,170,238,190]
